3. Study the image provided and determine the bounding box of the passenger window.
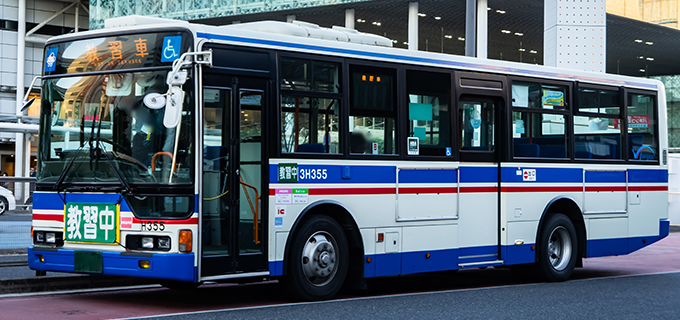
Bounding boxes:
[574,116,622,159]
[512,81,568,110]
[459,101,494,151]
[280,58,340,93]
[280,96,340,154]
[349,66,397,155]
[578,88,620,115]
[512,112,567,158]
[574,86,622,160]
[627,93,657,161]
[407,70,450,156]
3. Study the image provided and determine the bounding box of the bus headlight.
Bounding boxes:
[46,233,56,244]
[158,237,170,249]
[36,232,44,243]
[142,237,154,249]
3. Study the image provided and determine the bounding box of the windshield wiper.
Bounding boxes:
[95,139,133,194]
[52,142,87,191]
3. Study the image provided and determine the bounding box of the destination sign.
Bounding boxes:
[44,31,191,75]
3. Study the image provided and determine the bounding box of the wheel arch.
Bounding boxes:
[536,196,587,262]
[283,200,365,284]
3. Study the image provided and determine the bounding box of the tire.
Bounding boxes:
[535,213,578,282]
[0,197,7,215]
[160,280,202,290]
[286,215,349,301]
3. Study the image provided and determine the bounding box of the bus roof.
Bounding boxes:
[47,16,661,91]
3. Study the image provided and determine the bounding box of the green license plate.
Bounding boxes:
[64,203,118,244]
[74,251,103,273]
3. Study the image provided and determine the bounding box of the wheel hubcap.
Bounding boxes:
[548,226,572,271]
[301,231,338,287]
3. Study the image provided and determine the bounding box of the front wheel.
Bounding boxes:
[536,214,578,282]
[0,196,8,215]
[286,215,349,301]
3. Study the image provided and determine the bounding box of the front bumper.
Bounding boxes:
[28,248,197,282]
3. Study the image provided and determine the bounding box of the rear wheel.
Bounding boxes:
[536,214,578,281]
[286,215,348,301]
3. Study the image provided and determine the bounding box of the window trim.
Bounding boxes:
[404,68,454,159]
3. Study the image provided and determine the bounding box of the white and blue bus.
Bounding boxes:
[29,16,669,300]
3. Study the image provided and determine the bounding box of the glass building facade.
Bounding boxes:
[89,0,367,29]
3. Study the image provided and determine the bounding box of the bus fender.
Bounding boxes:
[536,196,587,265]
[282,200,366,288]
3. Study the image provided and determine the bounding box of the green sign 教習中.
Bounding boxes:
[64,203,118,244]
[278,163,298,183]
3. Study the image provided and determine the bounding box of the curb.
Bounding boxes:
[0,275,157,294]
[671,225,680,233]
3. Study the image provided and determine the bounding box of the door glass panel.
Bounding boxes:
[239,90,263,254]
[460,101,495,151]
[202,88,231,256]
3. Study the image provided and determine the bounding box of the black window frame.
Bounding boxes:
[403,66,455,160]
[573,83,626,162]
[625,88,660,165]
[276,52,345,159]
[346,60,400,159]
[508,77,573,162]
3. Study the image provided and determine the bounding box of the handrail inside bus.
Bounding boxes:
[151,151,177,172]
[239,175,261,245]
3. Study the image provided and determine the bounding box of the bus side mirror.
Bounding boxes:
[163,86,184,128]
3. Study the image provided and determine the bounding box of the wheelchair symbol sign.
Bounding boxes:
[161,36,182,62]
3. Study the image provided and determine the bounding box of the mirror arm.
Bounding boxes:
[23,76,42,104]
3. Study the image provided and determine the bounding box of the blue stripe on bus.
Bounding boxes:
[585,171,627,183]
[398,169,457,184]
[196,32,658,90]
[28,249,197,282]
[500,167,582,183]
[628,169,668,183]
[459,167,497,183]
[34,192,200,213]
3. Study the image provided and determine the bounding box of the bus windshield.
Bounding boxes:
[37,70,194,187]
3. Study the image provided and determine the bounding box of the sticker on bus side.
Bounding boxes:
[522,169,536,181]
[275,189,292,204]
[292,189,309,204]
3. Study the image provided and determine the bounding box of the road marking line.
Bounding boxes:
[115,270,680,320]
[0,284,161,298]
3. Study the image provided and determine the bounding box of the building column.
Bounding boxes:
[465,0,476,57]
[15,0,26,202]
[408,2,418,51]
[544,0,606,72]
[476,0,488,59]
[345,9,355,29]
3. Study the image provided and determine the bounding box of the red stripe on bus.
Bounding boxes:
[628,186,668,191]
[398,187,458,194]
[308,188,397,195]
[132,218,198,224]
[33,214,63,222]
[501,186,583,193]
[585,186,627,192]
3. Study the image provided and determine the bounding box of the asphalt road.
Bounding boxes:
[143,272,680,320]
[0,233,678,320]
[0,210,31,250]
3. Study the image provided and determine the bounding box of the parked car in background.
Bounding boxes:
[0,186,16,214]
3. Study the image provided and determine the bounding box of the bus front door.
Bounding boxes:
[201,75,268,278]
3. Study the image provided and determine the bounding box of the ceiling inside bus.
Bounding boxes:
[194,0,680,77]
